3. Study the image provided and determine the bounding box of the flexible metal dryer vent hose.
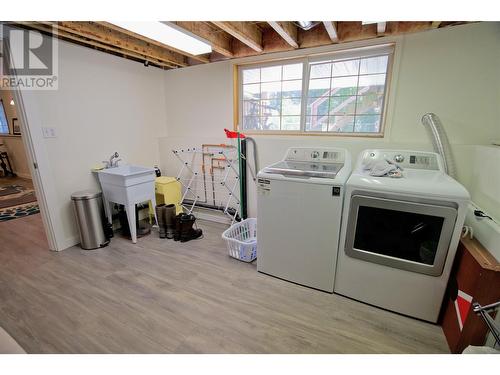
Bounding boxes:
[421,113,457,178]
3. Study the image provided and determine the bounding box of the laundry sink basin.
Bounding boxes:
[98,165,155,187]
[97,164,157,243]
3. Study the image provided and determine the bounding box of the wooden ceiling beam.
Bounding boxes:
[267,21,299,48]
[173,21,234,58]
[298,24,333,49]
[211,22,263,52]
[15,22,177,69]
[337,22,378,42]
[99,22,209,64]
[384,21,434,36]
[15,21,470,66]
[231,27,296,58]
[322,22,339,43]
[39,21,188,67]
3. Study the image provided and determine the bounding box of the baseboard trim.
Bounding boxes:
[56,235,80,251]
[192,207,232,225]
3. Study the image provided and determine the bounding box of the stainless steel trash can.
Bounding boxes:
[71,190,110,250]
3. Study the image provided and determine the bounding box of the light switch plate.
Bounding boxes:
[42,127,57,138]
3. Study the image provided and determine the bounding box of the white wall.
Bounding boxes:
[390,22,499,145]
[159,22,500,219]
[23,39,167,250]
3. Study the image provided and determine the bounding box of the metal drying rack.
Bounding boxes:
[172,144,242,224]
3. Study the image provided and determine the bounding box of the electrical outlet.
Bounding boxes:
[42,127,57,138]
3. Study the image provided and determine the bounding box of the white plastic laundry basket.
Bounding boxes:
[222,218,257,262]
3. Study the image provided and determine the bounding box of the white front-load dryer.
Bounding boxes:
[257,147,351,293]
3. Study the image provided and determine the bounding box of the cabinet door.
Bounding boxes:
[441,242,500,353]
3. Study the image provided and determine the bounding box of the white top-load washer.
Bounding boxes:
[257,147,351,293]
[334,149,470,322]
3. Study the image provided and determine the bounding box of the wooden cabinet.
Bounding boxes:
[441,237,500,353]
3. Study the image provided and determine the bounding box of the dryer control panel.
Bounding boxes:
[360,150,442,171]
[285,148,345,164]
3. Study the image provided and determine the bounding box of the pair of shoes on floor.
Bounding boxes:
[173,213,203,243]
[155,204,176,239]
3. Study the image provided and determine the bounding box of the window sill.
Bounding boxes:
[0,134,22,138]
[236,130,384,138]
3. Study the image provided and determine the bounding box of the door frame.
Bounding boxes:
[2,36,63,251]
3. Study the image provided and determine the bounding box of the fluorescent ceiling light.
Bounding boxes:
[109,21,212,56]
[362,21,379,25]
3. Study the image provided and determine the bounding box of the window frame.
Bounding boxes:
[238,57,306,134]
[236,43,395,137]
[0,99,10,135]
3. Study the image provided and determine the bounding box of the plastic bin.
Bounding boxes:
[148,176,183,221]
[222,218,257,262]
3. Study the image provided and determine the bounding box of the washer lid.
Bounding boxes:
[263,160,343,178]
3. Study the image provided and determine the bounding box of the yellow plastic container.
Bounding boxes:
[149,177,183,219]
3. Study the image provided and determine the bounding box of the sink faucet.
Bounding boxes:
[103,152,122,168]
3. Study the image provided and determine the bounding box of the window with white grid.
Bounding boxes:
[306,55,389,133]
[238,44,394,135]
[240,62,303,131]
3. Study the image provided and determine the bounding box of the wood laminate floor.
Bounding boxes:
[0,214,449,353]
[0,176,34,190]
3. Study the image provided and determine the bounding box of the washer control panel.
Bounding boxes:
[285,148,345,163]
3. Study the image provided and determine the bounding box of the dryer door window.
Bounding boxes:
[345,195,458,276]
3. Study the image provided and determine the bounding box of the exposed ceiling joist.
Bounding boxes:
[46,21,188,67]
[173,21,234,58]
[212,21,263,52]
[231,27,296,58]
[13,21,471,69]
[16,22,178,69]
[267,21,299,48]
[298,24,333,49]
[385,21,432,35]
[99,22,209,64]
[337,22,378,42]
[322,21,339,43]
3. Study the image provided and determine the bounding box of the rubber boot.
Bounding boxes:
[164,204,177,239]
[180,214,203,243]
[174,213,186,241]
[155,204,167,238]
